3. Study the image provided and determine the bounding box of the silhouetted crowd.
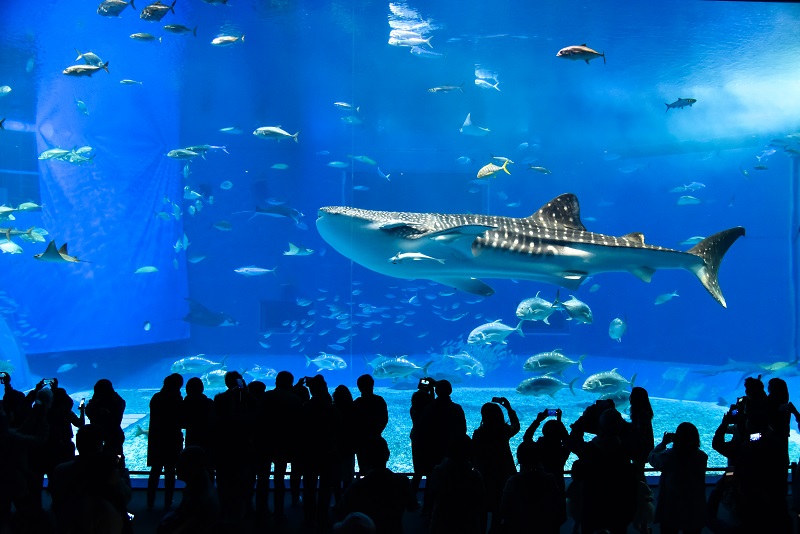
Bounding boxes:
[1,369,799,534]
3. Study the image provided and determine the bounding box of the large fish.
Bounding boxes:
[316,193,745,307]
[183,298,238,327]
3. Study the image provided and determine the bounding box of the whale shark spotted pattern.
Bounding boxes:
[316,193,745,307]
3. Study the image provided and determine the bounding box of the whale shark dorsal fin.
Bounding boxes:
[529,193,586,231]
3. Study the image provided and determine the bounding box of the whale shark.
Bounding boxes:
[316,193,745,307]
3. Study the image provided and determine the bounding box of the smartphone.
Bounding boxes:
[79,398,86,409]
[737,396,745,404]
[547,409,558,417]
[750,432,761,441]
[491,397,502,403]
[731,408,739,416]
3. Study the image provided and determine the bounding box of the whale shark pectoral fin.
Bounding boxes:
[558,272,588,289]
[432,276,494,296]
[427,224,496,257]
[379,221,422,231]
[630,266,656,283]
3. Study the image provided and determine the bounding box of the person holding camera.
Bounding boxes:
[648,423,707,534]
[568,401,638,534]
[523,408,569,495]
[0,372,29,429]
[409,377,436,495]
[471,396,520,534]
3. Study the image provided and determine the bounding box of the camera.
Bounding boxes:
[547,408,558,417]
[236,378,245,389]
[491,397,503,404]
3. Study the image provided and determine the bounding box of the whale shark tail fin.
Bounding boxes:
[687,227,745,308]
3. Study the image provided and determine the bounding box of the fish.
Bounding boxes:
[582,368,636,395]
[63,64,109,77]
[130,33,161,42]
[474,79,500,91]
[556,44,605,64]
[341,115,363,125]
[306,353,347,371]
[211,35,244,46]
[654,290,679,305]
[245,365,277,381]
[372,358,431,379]
[56,363,78,373]
[271,163,289,170]
[212,220,232,231]
[234,265,277,276]
[219,126,243,134]
[428,84,464,93]
[253,126,298,142]
[523,351,586,375]
[467,320,524,345]
[254,204,303,224]
[456,156,472,165]
[163,24,196,36]
[447,352,485,377]
[74,50,105,67]
[97,0,135,17]
[692,358,764,377]
[608,317,627,342]
[348,155,377,165]
[316,193,744,307]
[460,113,490,136]
[183,298,238,327]
[376,167,391,181]
[389,36,433,48]
[677,195,701,205]
[328,161,348,168]
[167,149,198,160]
[389,252,444,264]
[284,242,314,256]
[334,102,359,112]
[201,368,227,388]
[515,291,560,324]
[33,241,86,263]
[143,321,151,331]
[0,118,4,130]
[558,295,593,324]
[599,390,631,413]
[120,80,143,85]
[476,160,511,179]
[140,0,175,22]
[0,240,23,254]
[220,181,233,190]
[134,266,158,274]
[171,354,227,374]
[516,376,577,397]
[589,283,600,292]
[74,97,89,116]
[133,425,149,438]
[665,98,697,112]
[0,226,35,242]
[528,165,552,174]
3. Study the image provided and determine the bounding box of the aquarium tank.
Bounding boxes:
[0,0,799,473]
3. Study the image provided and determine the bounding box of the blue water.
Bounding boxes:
[1,0,800,470]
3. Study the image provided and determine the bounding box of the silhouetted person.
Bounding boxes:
[522,409,569,495]
[157,446,220,534]
[625,387,655,534]
[332,384,357,505]
[334,511,376,534]
[147,373,184,510]
[427,433,486,534]
[417,380,466,517]
[648,422,707,534]
[569,406,637,534]
[85,379,126,458]
[340,436,417,534]
[471,397,519,534]
[0,401,48,531]
[408,377,436,493]
[261,370,303,524]
[212,371,256,525]
[767,377,799,465]
[352,374,388,471]
[49,424,132,534]
[500,441,566,534]
[291,375,311,506]
[301,374,337,529]
[247,380,270,526]
[182,377,214,456]
[17,384,52,512]
[1,371,29,429]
